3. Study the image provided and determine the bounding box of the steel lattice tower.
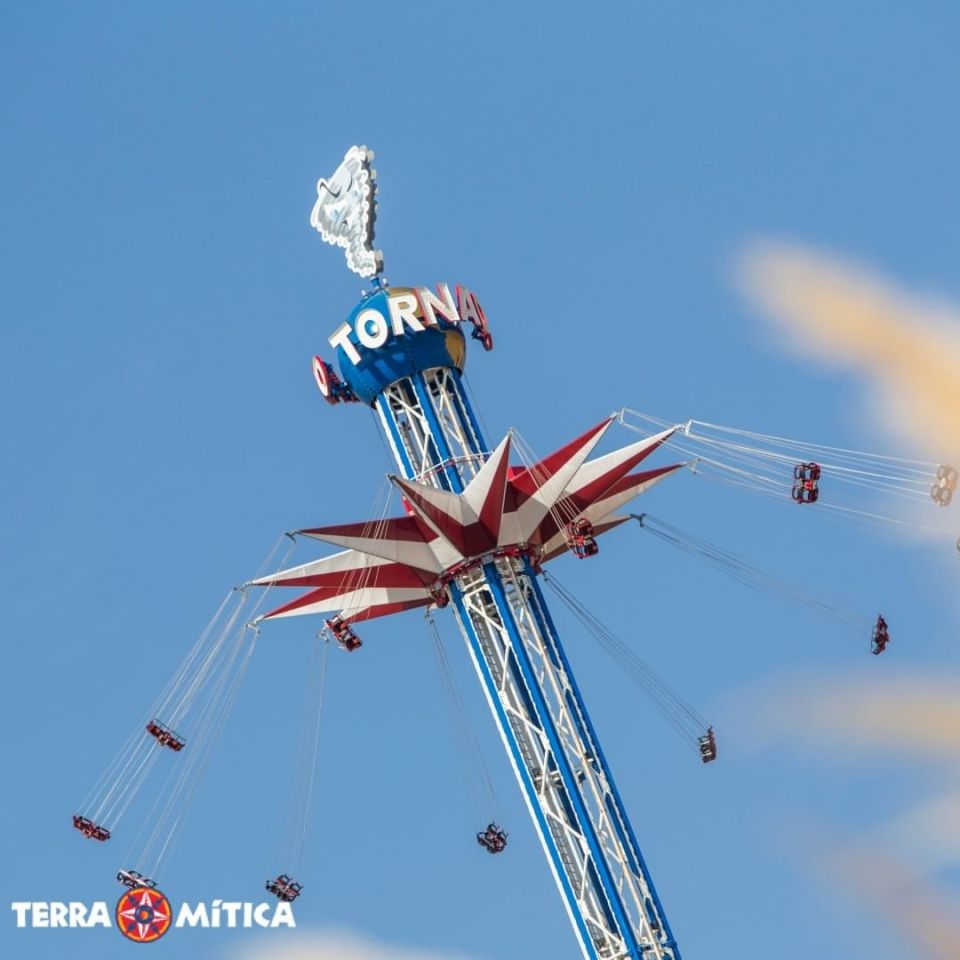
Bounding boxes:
[252,147,686,960]
[380,365,680,960]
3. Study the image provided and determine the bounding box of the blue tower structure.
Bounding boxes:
[251,148,688,960]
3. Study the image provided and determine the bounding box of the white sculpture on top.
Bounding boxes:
[310,145,383,279]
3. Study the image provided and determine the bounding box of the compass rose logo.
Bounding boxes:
[115,886,173,943]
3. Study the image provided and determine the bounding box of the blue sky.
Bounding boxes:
[2,3,959,958]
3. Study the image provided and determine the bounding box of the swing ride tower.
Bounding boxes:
[248,146,688,960]
[70,145,931,944]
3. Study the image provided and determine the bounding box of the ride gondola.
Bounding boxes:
[871,615,890,655]
[325,614,362,652]
[566,518,599,558]
[265,874,302,902]
[73,814,110,842]
[476,823,508,854]
[146,719,186,752]
[791,462,821,504]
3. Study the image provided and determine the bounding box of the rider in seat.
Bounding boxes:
[871,615,890,655]
[265,874,303,902]
[326,615,362,652]
[429,585,450,609]
[792,463,821,504]
[73,814,111,842]
[698,727,718,764]
[117,869,157,889]
[476,822,508,854]
[146,719,186,751]
[567,518,599,559]
[931,465,958,506]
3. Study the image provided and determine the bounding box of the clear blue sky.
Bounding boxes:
[2,3,959,958]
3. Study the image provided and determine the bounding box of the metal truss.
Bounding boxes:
[371,367,681,960]
[375,369,487,491]
[450,559,679,960]
[375,378,446,484]
[421,367,486,482]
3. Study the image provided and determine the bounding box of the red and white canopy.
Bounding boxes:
[250,419,683,623]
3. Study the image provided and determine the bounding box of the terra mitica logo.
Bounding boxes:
[115,887,172,943]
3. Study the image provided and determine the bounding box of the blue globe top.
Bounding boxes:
[334,287,466,405]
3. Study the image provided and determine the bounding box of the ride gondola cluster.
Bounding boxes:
[74,410,933,904]
[70,573,311,901]
[621,410,960,546]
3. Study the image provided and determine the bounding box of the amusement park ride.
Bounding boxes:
[249,145,690,959]
[72,145,958,960]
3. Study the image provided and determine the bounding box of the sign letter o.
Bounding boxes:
[355,308,389,350]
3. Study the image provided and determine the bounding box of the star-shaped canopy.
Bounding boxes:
[250,419,682,624]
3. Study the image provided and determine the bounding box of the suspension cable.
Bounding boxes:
[541,570,711,755]
[278,633,331,873]
[619,409,951,536]
[426,611,499,824]
[76,536,294,870]
[631,513,870,645]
